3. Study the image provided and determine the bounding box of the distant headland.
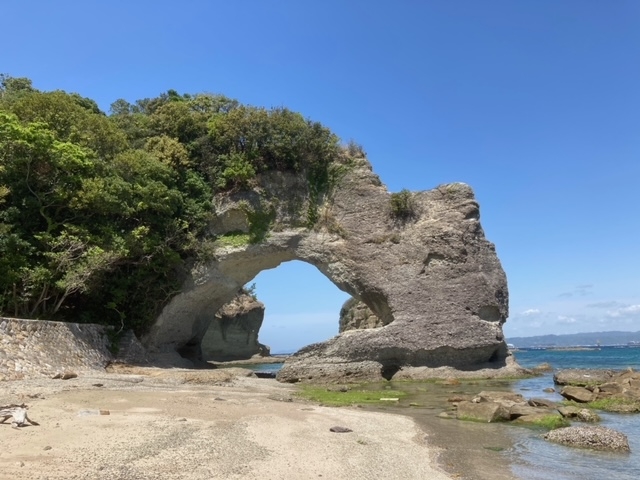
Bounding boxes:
[507,330,640,349]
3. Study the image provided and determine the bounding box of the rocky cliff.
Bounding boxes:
[200,293,270,361]
[339,298,386,332]
[143,153,521,382]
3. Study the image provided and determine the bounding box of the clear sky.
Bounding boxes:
[3,1,639,352]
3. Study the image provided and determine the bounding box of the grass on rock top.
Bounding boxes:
[214,232,251,248]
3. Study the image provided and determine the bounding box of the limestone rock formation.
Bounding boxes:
[200,293,270,361]
[339,298,387,332]
[143,154,520,382]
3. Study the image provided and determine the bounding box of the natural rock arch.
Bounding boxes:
[143,157,517,382]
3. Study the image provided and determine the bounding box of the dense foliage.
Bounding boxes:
[0,75,342,334]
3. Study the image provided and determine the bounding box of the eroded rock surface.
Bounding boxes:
[339,298,386,332]
[144,155,518,382]
[200,293,270,361]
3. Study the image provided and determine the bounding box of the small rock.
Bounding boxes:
[99,410,110,416]
[326,385,349,392]
[409,402,421,407]
[61,371,78,380]
[92,383,104,388]
[440,378,460,386]
[447,395,470,403]
[543,388,555,393]
[43,446,52,451]
[17,462,24,467]
[577,408,600,423]
[177,417,187,422]
[330,426,353,433]
[528,398,557,408]
[214,397,226,401]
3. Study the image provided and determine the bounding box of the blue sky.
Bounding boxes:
[3,1,639,352]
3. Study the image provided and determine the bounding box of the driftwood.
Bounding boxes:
[0,404,39,428]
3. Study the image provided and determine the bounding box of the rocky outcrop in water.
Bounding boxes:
[144,154,518,382]
[544,426,630,452]
[555,368,640,412]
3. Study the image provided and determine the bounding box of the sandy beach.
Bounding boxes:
[0,367,452,480]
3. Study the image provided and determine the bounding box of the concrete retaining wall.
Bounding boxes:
[0,317,113,381]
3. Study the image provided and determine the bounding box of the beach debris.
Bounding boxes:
[544,426,630,452]
[329,426,353,433]
[77,409,111,416]
[0,404,40,428]
[51,371,78,380]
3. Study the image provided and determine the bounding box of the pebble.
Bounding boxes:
[329,426,353,433]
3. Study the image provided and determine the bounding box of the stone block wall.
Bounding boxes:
[0,318,113,381]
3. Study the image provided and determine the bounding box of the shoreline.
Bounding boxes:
[0,367,453,480]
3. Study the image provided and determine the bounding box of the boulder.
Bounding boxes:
[509,404,550,419]
[557,405,600,422]
[543,426,630,452]
[554,369,614,386]
[595,382,623,395]
[557,405,581,418]
[143,157,518,382]
[576,409,600,423]
[513,412,563,426]
[560,386,595,403]
[456,401,510,423]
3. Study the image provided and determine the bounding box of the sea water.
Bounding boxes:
[506,347,640,480]
[250,348,640,479]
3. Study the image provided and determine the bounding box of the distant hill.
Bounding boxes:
[507,331,640,348]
